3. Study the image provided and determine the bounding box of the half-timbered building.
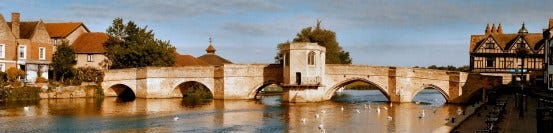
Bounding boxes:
[470,21,548,84]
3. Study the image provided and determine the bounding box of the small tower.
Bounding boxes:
[281,42,325,86]
[281,42,326,102]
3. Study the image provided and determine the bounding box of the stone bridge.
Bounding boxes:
[102,42,501,103]
[102,64,500,103]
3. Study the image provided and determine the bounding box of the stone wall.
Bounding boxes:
[39,85,101,99]
[220,64,282,99]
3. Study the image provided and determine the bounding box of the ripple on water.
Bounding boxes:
[0,90,461,132]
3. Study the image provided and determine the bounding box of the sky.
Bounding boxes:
[1,0,553,67]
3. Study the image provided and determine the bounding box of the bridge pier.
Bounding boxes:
[282,86,326,103]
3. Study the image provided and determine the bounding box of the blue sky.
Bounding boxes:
[2,0,553,67]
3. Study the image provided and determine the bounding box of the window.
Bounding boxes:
[18,45,26,59]
[308,51,315,65]
[485,43,494,49]
[0,63,4,72]
[87,54,94,62]
[0,44,4,58]
[486,57,495,67]
[39,47,46,60]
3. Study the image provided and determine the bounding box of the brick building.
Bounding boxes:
[71,32,110,69]
[0,12,53,82]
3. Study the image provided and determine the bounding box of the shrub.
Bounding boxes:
[75,67,104,83]
[6,67,24,86]
[0,72,7,86]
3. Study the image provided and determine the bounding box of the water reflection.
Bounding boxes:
[412,88,447,105]
[0,90,463,132]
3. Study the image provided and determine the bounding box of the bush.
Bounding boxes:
[75,67,104,83]
[0,72,7,87]
[6,67,24,86]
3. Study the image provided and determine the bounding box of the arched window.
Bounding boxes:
[308,51,315,65]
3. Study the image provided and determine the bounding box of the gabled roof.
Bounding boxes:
[173,53,209,66]
[197,53,233,66]
[7,21,38,39]
[71,32,108,54]
[44,22,89,38]
[470,33,543,52]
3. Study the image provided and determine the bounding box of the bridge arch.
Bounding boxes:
[412,84,450,102]
[172,81,214,98]
[324,78,391,100]
[108,84,136,99]
[247,80,281,99]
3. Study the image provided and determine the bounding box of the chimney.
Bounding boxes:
[497,23,503,34]
[485,23,490,34]
[11,12,20,39]
[491,23,496,34]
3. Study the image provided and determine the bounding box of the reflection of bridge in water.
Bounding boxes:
[103,43,501,103]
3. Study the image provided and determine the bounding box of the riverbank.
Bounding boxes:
[0,86,41,101]
[452,92,538,132]
[38,85,103,99]
[432,101,484,132]
[0,84,103,102]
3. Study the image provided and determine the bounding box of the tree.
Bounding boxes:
[105,18,176,69]
[51,42,76,82]
[275,20,352,64]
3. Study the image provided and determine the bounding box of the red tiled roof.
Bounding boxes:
[470,33,544,52]
[173,53,210,66]
[197,53,233,66]
[71,32,108,53]
[7,21,38,39]
[44,22,88,38]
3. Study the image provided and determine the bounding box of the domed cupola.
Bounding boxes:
[518,22,528,36]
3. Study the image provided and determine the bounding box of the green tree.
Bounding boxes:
[275,20,352,64]
[51,42,76,82]
[105,18,176,69]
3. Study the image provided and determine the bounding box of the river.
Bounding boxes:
[0,89,464,132]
